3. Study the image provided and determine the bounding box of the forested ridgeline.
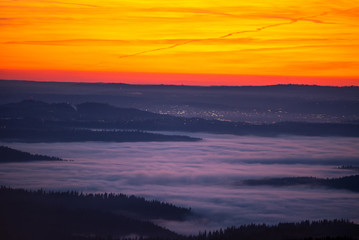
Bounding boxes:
[0,145,63,162]
[186,220,359,240]
[0,186,191,221]
[240,175,359,193]
[0,186,191,239]
[72,220,359,240]
[0,128,201,143]
[1,187,358,240]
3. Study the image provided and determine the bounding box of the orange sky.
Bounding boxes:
[0,0,358,86]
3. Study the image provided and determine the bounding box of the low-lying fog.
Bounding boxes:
[1,133,359,234]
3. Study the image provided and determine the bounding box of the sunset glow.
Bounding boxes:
[1,0,359,85]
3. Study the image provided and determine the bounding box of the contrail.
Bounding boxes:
[118,40,200,59]
[118,13,328,59]
[41,1,100,8]
[218,20,297,39]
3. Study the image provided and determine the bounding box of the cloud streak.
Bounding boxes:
[1,0,359,82]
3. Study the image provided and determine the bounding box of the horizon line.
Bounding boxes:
[1,78,358,88]
[0,69,358,87]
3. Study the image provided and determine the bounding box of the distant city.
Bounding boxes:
[1,80,358,125]
[152,105,356,124]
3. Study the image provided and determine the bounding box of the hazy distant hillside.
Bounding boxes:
[1,100,359,138]
[0,100,167,122]
[1,80,358,123]
[0,100,202,142]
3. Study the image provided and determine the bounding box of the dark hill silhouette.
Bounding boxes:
[0,186,191,221]
[0,100,201,142]
[240,175,359,192]
[0,128,200,143]
[0,186,185,240]
[77,102,163,121]
[0,100,165,122]
[0,146,63,162]
[184,220,359,240]
[1,187,358,240]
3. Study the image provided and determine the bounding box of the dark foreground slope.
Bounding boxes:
[0,187,191,240]
[185,220,359,240]
[75,220,359,240]
[1,187,358,240]
[0,145,63,162]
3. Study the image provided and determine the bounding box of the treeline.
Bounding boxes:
[0,146,63,162]
[1,187,358,240]
[241,175,359,192]
[0,128,200,143]
[0,186,189,240]
[0,186,191,220]
[338,165,359,172]
[185,220,359,240]
[72,220,359,240]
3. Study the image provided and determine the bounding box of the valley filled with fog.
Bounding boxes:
[1,133,359,234]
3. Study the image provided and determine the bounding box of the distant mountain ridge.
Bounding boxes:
[1,80,358,124]
[1,100,359,138]
[0,100,202,142]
